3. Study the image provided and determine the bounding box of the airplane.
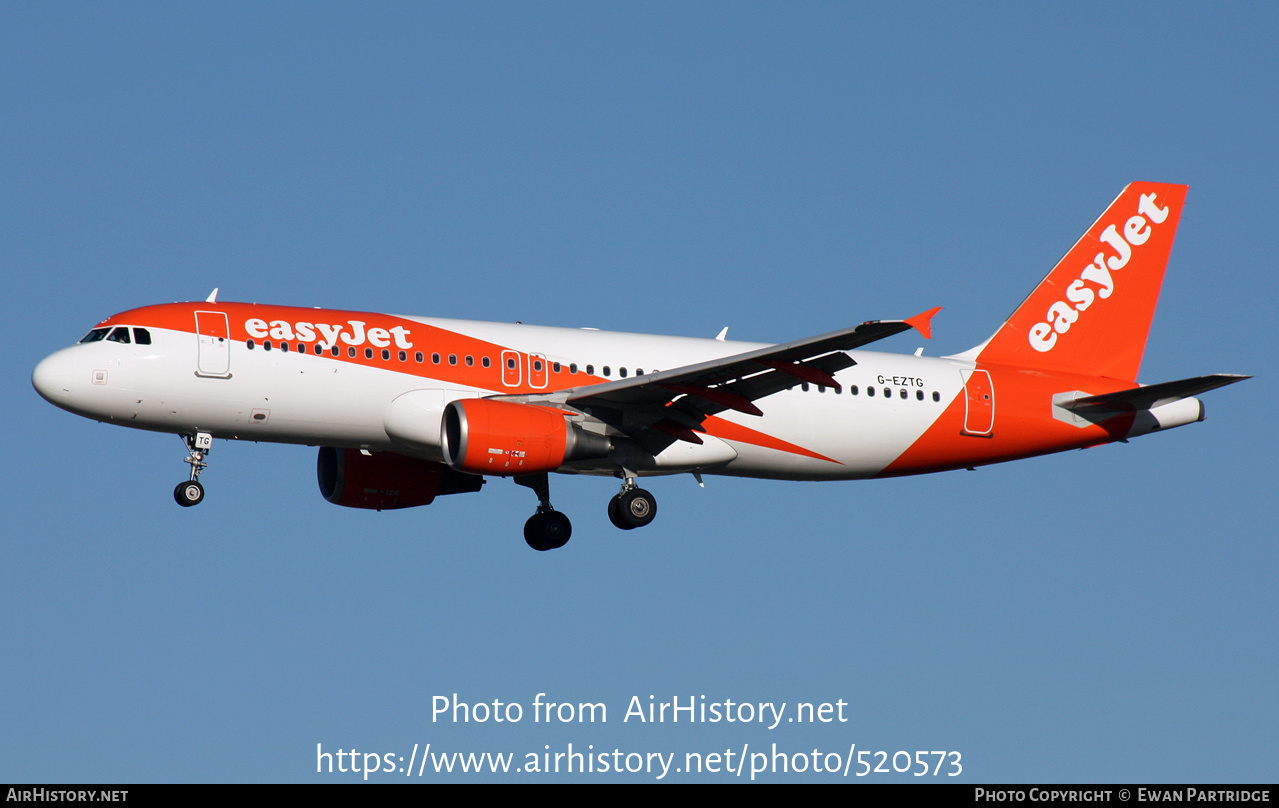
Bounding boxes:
[32,182,1248,550]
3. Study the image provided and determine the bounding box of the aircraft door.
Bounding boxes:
[195,311,231,377]
[529,353,548,389]
[960,368,994,436]
[501,350,521,387]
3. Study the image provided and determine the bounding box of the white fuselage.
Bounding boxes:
[33,311,970,481]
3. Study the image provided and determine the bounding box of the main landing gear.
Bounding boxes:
[608,477,657,531]
[515,472,661,551]
[174,432,212,507]
[515,473,572,552]
[515,472,661,550]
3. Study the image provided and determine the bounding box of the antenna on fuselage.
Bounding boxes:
[205,288,219,303]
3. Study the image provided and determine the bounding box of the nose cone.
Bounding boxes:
[32,348,79,407]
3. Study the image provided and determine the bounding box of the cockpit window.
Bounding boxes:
[81,326,151,345]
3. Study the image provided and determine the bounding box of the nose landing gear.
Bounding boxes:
[174,432,212,507]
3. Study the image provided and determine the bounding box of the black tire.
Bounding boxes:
[174,480,204,507]
[525,511,571,551]
[616,488,657,529]
[543,511,572,549]
[608,495,636,530]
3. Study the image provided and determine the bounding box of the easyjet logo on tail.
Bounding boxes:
[1028,192,1170,352]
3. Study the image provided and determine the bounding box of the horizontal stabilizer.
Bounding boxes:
[1059,374,1250,414]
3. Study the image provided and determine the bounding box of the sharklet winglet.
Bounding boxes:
[904,306,941,340]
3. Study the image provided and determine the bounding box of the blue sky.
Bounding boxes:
[3,3,1275,782]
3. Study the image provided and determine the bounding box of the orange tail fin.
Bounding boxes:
[975,182,1188,382]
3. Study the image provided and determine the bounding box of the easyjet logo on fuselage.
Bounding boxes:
[243,317,414,350]
[1027,191,1170,352]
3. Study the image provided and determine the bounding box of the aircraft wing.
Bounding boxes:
[1058,373,1251,415]
[492,307,939,447]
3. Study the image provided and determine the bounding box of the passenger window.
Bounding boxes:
[79,328,110,343]
[465,355,473,367]
[603,366,611,377]
[364,348,373,359]
[850,385,859,395]
[314,344,323,355]
[900,389,907,399]
[533,359,543,372]
[332,347,340,357]
[883,388,891,398]
[801,383,809,392]
[348,347,356,358]
[382,349,390,360]
[867,386,874,397]
[133,328,152,345]
[399,350,407,361]
[586,364,594,375]
[247,340,255,350]
[281,342,289,352]
[933,391,940,402]
[619,367,627,378]
[636,368,643,376]
[107,327,130,343]
[415,352,424,363]
[916,390,924,401]
[432,353,440,364]
[482,356,491,368]
[265,341,273,351]
[449,354,457,365]
[506,357,516,369]
[570,363,578,374]
[552,362,561,373]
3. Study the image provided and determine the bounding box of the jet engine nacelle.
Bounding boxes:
[317,446,483,510]
[441,399,612,476]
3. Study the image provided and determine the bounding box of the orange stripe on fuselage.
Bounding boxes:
[100,302,591,395]
[101,301,846,464]
[879,364,1138,477]
[702,415,841,464]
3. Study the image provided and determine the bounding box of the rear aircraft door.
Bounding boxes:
[960,368,994,437]
[195,311,231,377]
